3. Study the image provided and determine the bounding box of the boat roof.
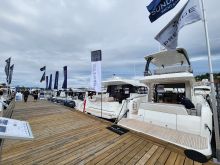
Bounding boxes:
[144,48,190,67]
[140,72,195,84]
[102,77,147,87]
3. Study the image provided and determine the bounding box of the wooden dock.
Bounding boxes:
[0,100,215,165]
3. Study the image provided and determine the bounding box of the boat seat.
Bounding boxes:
[139,102,188,115]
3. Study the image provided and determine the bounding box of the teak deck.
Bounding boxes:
[0,100,215,165]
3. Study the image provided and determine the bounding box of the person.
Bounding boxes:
[33,90,38,101]
[88,91,93,99]
[23,89,30,102]
[0,89,8,110]
[57,91,60,97]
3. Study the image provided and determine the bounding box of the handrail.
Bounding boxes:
[3,99,15,118]
[114,100,127,124]
[114,95,147,124]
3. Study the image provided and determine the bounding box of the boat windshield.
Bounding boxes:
[136,86,148,94]
[107,85,147,101]
[154,83,185,104]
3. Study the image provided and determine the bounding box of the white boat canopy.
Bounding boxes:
[144,48,191,67]
[102,78,147,87]
[140,72,194,84]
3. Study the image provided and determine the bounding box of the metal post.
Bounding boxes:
[201,0,220,160]
[101,92,102,118]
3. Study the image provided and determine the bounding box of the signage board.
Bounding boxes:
[0,117,34,140]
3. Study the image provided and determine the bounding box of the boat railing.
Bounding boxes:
[114,100,129,124]
[114,95,148,124]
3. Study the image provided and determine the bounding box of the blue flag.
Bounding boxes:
[5,57,11,83]
[54,71,59,90]
[40,66,46,71]
[147,0,161,12]
[8,64,14,84]
[48,74,52,90]
[46,76,48,89]
[62,66,67,89]
[40,72,45,82]
[147,0,180,22]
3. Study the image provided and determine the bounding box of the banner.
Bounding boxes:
[8,64,14,85]
[147,0,180,22]
[48,74,52,90]
[54,71,59,90]
[62,66,67,89]
[90,50,102,92]
[5,57,11,83]
[147,0,161,12]
[40,66,46,71]
[46,76,48,89]
[155,0,202,50]
[40,72,45,82]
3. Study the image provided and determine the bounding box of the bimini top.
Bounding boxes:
[144,48,191,67]
[144,48,192,76]
[102,77,147,87]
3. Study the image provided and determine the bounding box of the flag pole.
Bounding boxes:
[201,0,220,160]
[101,92,102,118]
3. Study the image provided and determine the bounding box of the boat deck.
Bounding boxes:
[119,118,208,151]
[0,100,214,165]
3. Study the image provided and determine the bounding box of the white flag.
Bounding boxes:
[155,0,202,50]
[90,61,102,92]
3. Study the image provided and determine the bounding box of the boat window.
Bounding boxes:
[154,83,185,104]
[136,87,148,94]
[107,85,136,101]
[124,88,129,94]
[194,88,210,91]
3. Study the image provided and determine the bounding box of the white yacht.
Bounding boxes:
[71,89,86,111]
[118,48,213,156]
[85,77,148,119]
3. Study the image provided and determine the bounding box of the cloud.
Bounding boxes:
[0,0,219,88]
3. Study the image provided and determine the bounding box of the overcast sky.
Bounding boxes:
[0,0,219,88]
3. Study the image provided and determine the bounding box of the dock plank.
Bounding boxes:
[115,139,148,165]
[145,146,165,165]
[136,145,158,165]
[96,136,139,165]
[155,149,171,165]
[174,154,185,165]
[106,138,145,165]
[165,152,178,165]
[84,134,133,165]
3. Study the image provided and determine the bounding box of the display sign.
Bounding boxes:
[91,50,102,62]
[0,117,34,140]
[90,50,102,92]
